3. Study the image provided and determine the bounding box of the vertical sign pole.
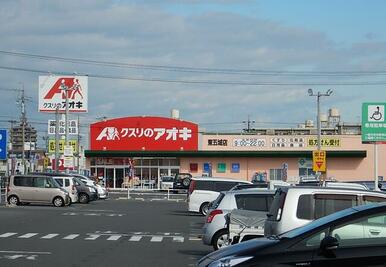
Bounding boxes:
[65,82,70,174]
[55,107,60,172]
[375,143,379,191]
[77,115,80,174]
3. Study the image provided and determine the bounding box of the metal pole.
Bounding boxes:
[65,81,69,174]
[317,93,321,151]
[375,143,379,191]
[55,107,60,172]
[77,115,80,174]
[21,88,26,174]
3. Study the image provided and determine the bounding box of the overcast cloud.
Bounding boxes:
[1,0,386,146]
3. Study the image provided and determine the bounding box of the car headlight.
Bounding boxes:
[208,256,253,267]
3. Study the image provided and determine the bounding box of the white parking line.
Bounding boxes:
[63,234,79,240]
[129,235,142,242]
[41,234,59,239]
[18,233,38,239]
[172,236,184,242]
[0,233,17,238]
[106,235,121,241]
[150,236,163,242]
[0,250,51,255]
[85,234,101,240]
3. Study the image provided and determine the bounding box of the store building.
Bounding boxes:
[85,116,386,189]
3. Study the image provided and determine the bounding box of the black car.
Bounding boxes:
[73,177,98,204]
[198,203,386,267]
[172,173,192,191]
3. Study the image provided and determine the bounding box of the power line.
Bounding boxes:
[1,50,386,77]
[1,65,386,86]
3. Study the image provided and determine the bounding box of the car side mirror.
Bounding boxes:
[45,184,51,188]
[320,236,339,251]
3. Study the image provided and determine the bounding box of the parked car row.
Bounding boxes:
[6,173,108,207]
[196,178,386,256]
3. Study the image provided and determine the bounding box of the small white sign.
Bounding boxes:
[63,145,73,157]
[48,120,78,135]
[63,156,73,168]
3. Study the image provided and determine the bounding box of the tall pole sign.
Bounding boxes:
[0,129,7,160]
[362,103,386,191]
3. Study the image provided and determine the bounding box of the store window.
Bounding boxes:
[217,163,226,173]
[269,169,283,181]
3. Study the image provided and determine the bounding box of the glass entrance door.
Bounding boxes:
[115,168,124,188]
[105,168,114,189]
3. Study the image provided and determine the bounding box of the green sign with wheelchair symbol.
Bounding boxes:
[362,103,386,142]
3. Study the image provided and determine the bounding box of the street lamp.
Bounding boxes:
[308,89,333,151]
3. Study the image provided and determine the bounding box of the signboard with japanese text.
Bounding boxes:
[0,129,7,160]
[313,150,326,172]
[48,119,78,135]
[362,103,386,142]
[48,140,77,153]
[270,137,305,148]
[307,138,341,147]
[233,138,266,147]
[90,116,198,151]
[39,76,88,113]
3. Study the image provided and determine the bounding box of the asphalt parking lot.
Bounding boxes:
[0,193,212,267]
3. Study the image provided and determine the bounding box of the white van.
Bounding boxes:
[188,177,251,215]
[53,176,78,203]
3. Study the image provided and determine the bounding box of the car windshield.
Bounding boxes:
[279,207,356,239]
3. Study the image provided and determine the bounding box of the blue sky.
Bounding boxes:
[0,0,386,146]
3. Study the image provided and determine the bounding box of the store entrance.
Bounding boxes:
[115,168,124,188]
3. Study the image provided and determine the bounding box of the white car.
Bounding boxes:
[73,174,108,199]
[160,176,174,190]
[188,177,252,216]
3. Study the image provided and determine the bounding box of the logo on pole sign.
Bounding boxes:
[39,76,88,112]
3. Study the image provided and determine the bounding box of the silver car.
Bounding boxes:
[202,188,274,250]
[264,186,386,237]
[7,175,71,207]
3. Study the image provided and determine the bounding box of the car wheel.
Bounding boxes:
[182,178,191,187]
[8,195,19,206]
[53,197,64,207]
[212,229,231,250]
[79,193,89,204]
[200,202,210,216]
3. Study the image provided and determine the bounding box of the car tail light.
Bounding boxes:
[206,209,223,223]
[72,184,75,192]
[188,180,196,195]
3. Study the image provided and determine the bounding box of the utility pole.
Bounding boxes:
[243,115,255,133]
[20,86,26,174]
[308,89,333,181]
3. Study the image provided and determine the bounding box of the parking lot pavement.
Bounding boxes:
[0,198,211,267]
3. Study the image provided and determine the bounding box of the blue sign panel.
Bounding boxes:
[0,129,7,160]
[231,163,240,173]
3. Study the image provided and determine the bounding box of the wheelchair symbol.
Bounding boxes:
[370,106,383,121]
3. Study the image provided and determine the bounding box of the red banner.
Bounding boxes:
[90,116,198,151]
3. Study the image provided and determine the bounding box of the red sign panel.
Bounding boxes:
[90,116,198,151]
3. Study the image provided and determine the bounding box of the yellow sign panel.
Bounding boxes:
[48,140,77,153]
[308,138,341,147]
[313,150,326,172]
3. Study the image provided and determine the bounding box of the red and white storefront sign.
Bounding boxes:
[39,75,88,112]
[90,116,199,151]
